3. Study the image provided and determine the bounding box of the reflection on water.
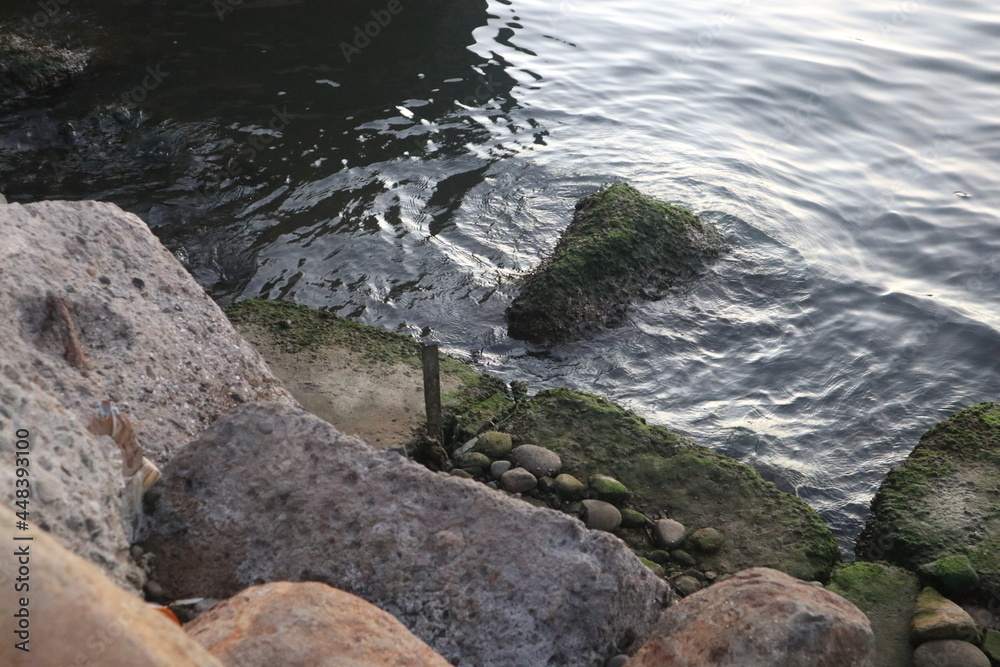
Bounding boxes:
[2,0,999,552]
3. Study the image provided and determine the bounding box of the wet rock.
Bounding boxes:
[510,444,561,478]
[186,582,450,666]
[500,467,537,493]
[673,575,702,596]
[620,508,649,528]
[688,527,724,553]
[912,640,990,667]
[474,431,513,458]
[0,506,221,666]
[630,568,876,667]
[917,554,980,597]
[826,561,919,667]
[506,183,725,344]
[857,403,1000,598]
[553,473,586,499]
[144,403,670,666]
[490,460,512,479]
[910,587,979,644]
[652,519,686,550]
[589,474,629,505]
[581,499,622,532]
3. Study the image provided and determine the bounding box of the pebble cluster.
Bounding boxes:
[443,431,727,597]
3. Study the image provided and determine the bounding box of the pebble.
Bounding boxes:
[553,473,585,499]
[500,467,537,493]
[474,431,513,458]
[688,527,724,553]
[652,518,686,550]
[673,575,702,597]
[913,640,990,667]
[490,460,512,479]
[581,499,622,532]
[588,474,630,505]
[510,444,561,478]
[620,508,650,528]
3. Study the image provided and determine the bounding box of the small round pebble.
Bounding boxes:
[652,518,686,550]
[490,460,512,479]
[500,467,537,493]
[510,444,562,478]
[581,499,622,532]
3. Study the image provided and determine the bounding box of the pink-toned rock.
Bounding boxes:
[0,507,221,667]
[630,567,876,667]
[186,582,450,667]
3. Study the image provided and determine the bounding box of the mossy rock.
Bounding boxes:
[494,388,838,581]
[918,554,980,598]
[0,26,90,99]
[589,474,630,505]
[856,403,1000,598]
[827,562,919,667]
[506,183,725,344]
[639,558,664,576]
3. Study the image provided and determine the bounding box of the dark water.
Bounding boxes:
[2,0,999,552]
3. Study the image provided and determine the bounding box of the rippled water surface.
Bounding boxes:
[3,0,999,550]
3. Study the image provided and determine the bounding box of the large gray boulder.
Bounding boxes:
[143,402,670,667]
[0,363,144,591]
[0,200,294,463]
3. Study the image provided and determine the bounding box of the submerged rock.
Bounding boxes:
[186,582,450,666]
[856,403,1000,597]
[506,182,724,344]
[143,402,670,667]
[629,568,875,667]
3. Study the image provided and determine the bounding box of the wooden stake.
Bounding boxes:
[421,343,443,444]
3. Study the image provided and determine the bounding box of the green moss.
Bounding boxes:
[506,183,725,344]
[487,388,838,581]
[856,403,1000,598]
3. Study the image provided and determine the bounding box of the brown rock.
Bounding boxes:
[580,499,622,532]
[500,467,538,493]
[630,567,876,667]
[910,587,979,644]
[0,506,221,667]
[187,582,449,666]
[913,640,990,667]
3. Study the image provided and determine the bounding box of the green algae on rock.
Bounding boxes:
[505,182,725,344]
[855,403,1000,597]
[474,388,839,581]
[826,562,918,667]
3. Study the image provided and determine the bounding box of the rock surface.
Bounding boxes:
[506,182,725,344]
[0,201,293,464]
[826,561,919,667]
[857,403,1000,596]
[629,568,876,667]
[186,582,450,666]
[143,402,670,667]
[910,587,979,644]
[0,506,222,667]
[912,640,990,667]
[0,359,143,590]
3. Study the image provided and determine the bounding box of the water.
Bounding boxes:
[2,0,999,552]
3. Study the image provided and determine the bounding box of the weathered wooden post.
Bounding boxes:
[421,343,443,444]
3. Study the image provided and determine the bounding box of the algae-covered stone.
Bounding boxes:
[496,388,838,581]
[671,550,697,568]
[982,629,1000,664]
[647,550,671,566]
[553,473,585,499]
[639,558,665,576]
[506,183,725,344]
[673,575,702,597]
[827,562,919,667]
[454,452,491,472]
[910,587,979,645]
[857,403,1000,598]
[474,431,513,459]
[689,527,725,554]
[620,508,650,529]
[589,474,630,505]
[917,555,980,597]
